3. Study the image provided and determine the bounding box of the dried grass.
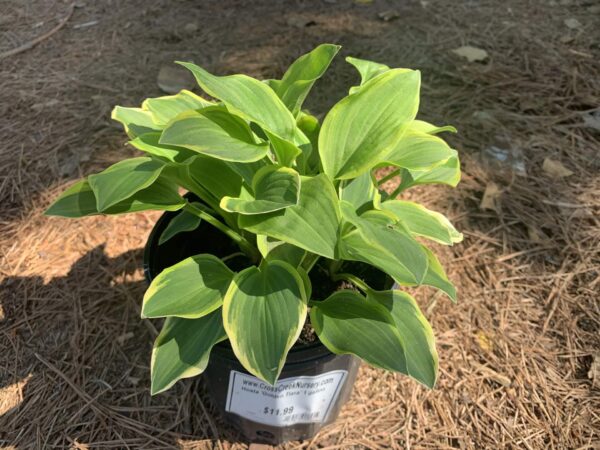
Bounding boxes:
[1,0,599,448]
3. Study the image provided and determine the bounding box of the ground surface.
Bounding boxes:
[1,0,599,448]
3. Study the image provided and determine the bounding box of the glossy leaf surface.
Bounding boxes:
[158,206,202,245]
[142,255,233,319]
[319,69,420,179]
[111,106,161,138]
[177,62,296,139]
[339,202,428,284]
[221,166,300,215]
[381,200,463,245]
[88,157,165,211]
[383,128,454,171]
[239,175,340,258]
[274,44,340,115]
[223,261,306,384]
[311,290,408,372]
[143,90,213,126]
[151,311,226,394]
[159,111,269,163]
[368,290,438,388]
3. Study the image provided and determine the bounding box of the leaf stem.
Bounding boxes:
[184,202,261,262]
[377,168,401,186]
[387,184,406,200]
[331,272,370,293]
[301,253,320,273]
[328,259,343,277]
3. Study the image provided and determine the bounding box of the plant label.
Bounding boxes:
[225,369,348,426]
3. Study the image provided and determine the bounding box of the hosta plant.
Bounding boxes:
[47,44,462,395]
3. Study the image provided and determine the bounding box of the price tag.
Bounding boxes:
[225,370,348,426]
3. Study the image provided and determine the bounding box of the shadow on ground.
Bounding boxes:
[0,246,246,448]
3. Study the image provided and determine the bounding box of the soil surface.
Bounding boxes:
[1,0,599,449]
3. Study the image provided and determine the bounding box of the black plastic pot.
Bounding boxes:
[143,207,364,444]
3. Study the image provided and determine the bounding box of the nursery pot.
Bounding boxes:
[143,205,383,444]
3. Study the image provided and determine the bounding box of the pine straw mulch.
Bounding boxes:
[1,0,599,448]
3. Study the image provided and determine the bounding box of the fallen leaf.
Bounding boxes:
[451,45,488,63]
[564,18,582,29]
[378,10,400,21]
[0,374,31,416]
[480,182,501,212]
[157,64,195,94]
[542,158,574,178]
[476,330,494,351]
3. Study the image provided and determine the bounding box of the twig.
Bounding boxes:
[0,4,74,60]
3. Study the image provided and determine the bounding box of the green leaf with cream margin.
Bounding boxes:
[263,129,302,167]
[177,61,297,140]
[339,171,381,213]
[142,90,213,126]
[151,310,226,395]
[346,56,390,93]
[45,180,99,218]
[221,166,300,215]
[420,246,457,301]
[410,120,457,135]
[256,235,306,268]
[381,200,463,245]
[339,202,428,285]
[310,290,409,376]
[159,111,269,163]
[223,261,307,384]
[142,255,233,319]
[158,206,202,245]
[397,150,461,192]
[319,69,420,179]
[311,289,437,387]
[46,177,185,218]
[382,127,454,171]
[111,106,161,138]
[367,289,438,387]
[130,132,198,163]
[271,44,340,115]
[88,157,165,211]
[239,174,340,259]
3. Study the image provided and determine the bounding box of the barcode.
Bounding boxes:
[282,411,321,423]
